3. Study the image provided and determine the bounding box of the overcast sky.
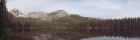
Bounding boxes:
[6,0,140,19]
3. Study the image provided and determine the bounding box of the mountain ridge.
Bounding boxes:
[8,8,103,22]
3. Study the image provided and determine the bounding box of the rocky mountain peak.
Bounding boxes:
[49,9,69,18]
[54,9,67,14]
[9,8,25,17]
[9,8,23,15]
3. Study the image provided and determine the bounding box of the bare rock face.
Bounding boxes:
[27,11,52,22]
[48,9,69,18]
[9,8,27,17]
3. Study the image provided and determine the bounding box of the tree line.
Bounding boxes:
[79,17,140,29]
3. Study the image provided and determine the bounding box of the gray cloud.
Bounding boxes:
[6,0,140,19]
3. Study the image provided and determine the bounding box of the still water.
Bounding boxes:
[82,36,140,40]
[12,28,140,40]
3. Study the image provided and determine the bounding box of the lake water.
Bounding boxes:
[82,36,140,40]
[10,28,140,40]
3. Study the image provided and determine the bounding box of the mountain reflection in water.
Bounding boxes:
[14,28,140,40]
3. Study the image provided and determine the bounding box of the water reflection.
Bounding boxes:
[82,36,140,40]
[14,28,140,40]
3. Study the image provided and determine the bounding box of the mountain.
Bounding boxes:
[8,8,103,22]
[8,8,70,22]
[27,11,52,22]
[48,9,69,18]
[9,8,27,17]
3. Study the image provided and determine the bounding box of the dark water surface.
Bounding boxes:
[13,28,140,40]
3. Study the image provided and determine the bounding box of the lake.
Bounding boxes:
[8,27,140,40]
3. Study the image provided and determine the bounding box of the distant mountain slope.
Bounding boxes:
[8,8,102,22]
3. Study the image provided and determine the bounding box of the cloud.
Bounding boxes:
[6,0,140,19]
